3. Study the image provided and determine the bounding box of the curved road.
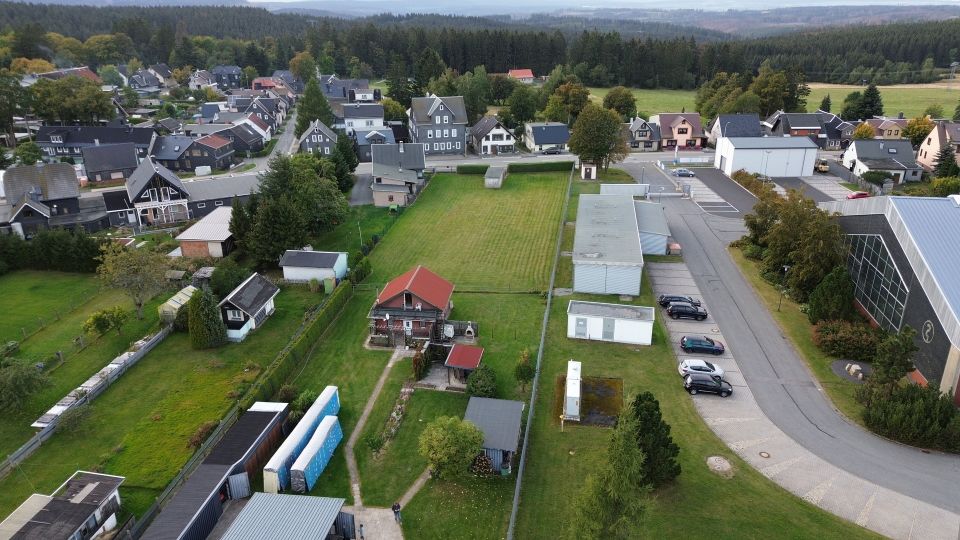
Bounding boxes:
[662,195,960,515]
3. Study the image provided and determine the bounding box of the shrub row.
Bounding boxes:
[240,280,354,408]
[507,160,574,173]
[456,164,489,175]
[812,319,882,362]
[349,258,371,283]
[0,228,102,275]
[730,169,776,198]
[860,383,960,452]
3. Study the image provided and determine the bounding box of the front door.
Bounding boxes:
[403,319,413,336]
[575,318,587,338]
[602,318,615,340]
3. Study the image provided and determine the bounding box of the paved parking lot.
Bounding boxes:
[773,177,834,202]
[688,168,757,215]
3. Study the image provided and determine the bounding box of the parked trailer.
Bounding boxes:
[290,416,343,493]
[263,386,340,493]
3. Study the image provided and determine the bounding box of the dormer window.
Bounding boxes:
[51,135,62,143]
[404,292,413,308]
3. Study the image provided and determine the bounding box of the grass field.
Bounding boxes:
[312,205,398,255]
[0,288,322,519]
[0,271,100,342]
[728,247,863,423]
[367,172,568,291]
[589,87,697,116]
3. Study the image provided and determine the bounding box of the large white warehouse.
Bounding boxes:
[714,136,818,177]
[573,195,645,295]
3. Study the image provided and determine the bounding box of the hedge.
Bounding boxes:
[507,161,574,173]
[240,280,354,408]
[456,164,489,175]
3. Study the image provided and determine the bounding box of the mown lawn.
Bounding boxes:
[513,279,879,539]
[588,87,697,116]
[807,85,958,118]
[311,205,398,255]
[367,172,567,291]
[0,271,100,342]
[0,288,322,519]
[728,247,863,423]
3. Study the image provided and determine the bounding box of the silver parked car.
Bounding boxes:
[677,358,725,379]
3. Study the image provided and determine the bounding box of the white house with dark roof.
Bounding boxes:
[297,120,337,156]
[408,94,468,155]
[123,157,190,225]
[189,70,217,91]
[470,116,515,155]
[336,103,384,132]
[842,139,922,183]
[279,250,348,283]
[220,273,281,342]
[707,113,762,146]
[524,122,570,152]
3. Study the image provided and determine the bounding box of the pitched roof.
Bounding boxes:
[246,114,270,132]
[195,133,232,150]
[339,103,383,119]
[850,139,917,163]
[176,206,233,242]
[376,265,454,311]
[151,135,194,160]
[712,113,761,137]
[228,124,262,145]
[38,66,100,83]
[508,69,534,79]
[157,118,183,133]
[651,113,704,139]
[3,163,78,202]
[179,172,259,202]
[526,122,570,145]
[211,65,242,75]
[81,143,139,175]
[726,137,818,149]
[36,125,154,146]
[297,120,337,147]
[221,273,280,316]
[444,344,484,370]
[470,115,504,139]
[219,493,344,540]
[626,118,661,141]
[279,250,344,268]
[11,196,51,220]
[936,121,960,143]
[779,113,823,130]
[352,128,395,145]
[409,95,468,125]
[464,397,524,452]
[149,63,172,78]
[126,157,187,201]
[371,143,426,184]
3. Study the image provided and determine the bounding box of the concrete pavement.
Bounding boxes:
[657,196,960,538]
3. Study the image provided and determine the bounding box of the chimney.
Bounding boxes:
[94,138,99,146]
[898,112,904,119]
[399,142,404,153]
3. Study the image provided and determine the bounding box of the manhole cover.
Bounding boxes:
[706,456,734,478]
[759,451,770,458]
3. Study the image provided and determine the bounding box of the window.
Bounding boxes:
[456,141,461,150]
[388,195,394,202]
[677,128,688,134]
[444,115,449,124]
[435,116,441,124]
[433,143,439,151]
[446,142,452,150]
[197,202,206,208]
[227,309,244,321]
[51,135,62,143]
[366,120,373,127]
[324,147,330,155]
[451,128,457,138]
[443,129,449,138]
[845,234,909,332]
[427,130,433,139]
[436,129,442,138]
[215,200,224,206]
[927,137,931,145]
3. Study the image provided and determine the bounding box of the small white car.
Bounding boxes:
[678,358,724,379]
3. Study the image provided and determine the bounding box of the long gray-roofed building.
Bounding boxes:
[573,195,645,295]
[821,195,960,402]
[216,493,353,540]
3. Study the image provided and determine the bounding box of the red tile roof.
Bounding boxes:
[508,69,534,79]
[40,66,102,84]
[376,265,454,312]
[246,114,269,131]
[252,77,278,88]
[196,133,232,150]
[445,344,484,370]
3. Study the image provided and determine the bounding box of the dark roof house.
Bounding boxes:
[81,143,139,181]
[464,397,524,473]
[220,273,281,341]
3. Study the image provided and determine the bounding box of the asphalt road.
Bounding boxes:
[689,168,757,214]
[773,177,834,202]
[662,196,960,513]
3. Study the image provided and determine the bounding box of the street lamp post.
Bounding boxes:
[764,149,772,179]
[778,265,791,311]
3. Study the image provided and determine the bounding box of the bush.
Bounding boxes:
[412,346,430,381]
[308,278,322,293]
[210,259,251,299]
[466,364,497,397]
[57,403,91,433]
[730,169,777,198]
[366,434,385,453]
[173,304,190,332]
[859,383,960,452]
[0,228,102,273]
[930,177,960,197]
[862,170,893,186]
[507,161,574,173]
[457,164,490,175]
[742,242,765,261]
[349,257,371,283]
[276,383,299,403]
[812,320,882,362]
[188,421,218,448]
[348,250,364,267]
[807,266,855,324]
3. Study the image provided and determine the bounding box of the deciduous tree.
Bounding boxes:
[289,50,317,83]
[9,57,55,74]
[14,141,41,165]
[569,102,627,168]
[418,416,484,479]
[923,104,944,119]
[381,97,406,122]
[505,83,537,127]
[0,361,49,412]
[97,242,169,319]
[852,123,875,140]
[602,86,636,121]
[903,115,935,147]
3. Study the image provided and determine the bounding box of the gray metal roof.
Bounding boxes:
[573,195,644,266]
[126,158,187,201]
[726,137,818,149]
[567,300,656,321]
[181,173,260,202]
[3,162,78,202]
[464,397,524,452]
[634,201,670,236]
[712,114,762,137]
[279,250,344,268]
[176,206,233,242]
[152,135,195,160]
[339,103,383,119]
[221,273,279,316]
[409,95,468,125]
[220,493,344,540]
[526,122,570,145]
[81,143,139,175]
[371,143,426,184]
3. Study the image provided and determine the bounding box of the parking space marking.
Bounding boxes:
[696,201,739,214]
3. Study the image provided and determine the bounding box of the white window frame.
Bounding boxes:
[433,143,439,151]
[427,130,433,139]
[227,309,244,321]
[443,129,449,138]
[197,202,206,208]
[452,128,457,138]
[215,200,224,206]
[434,116,441,124]
[456,142,461,150]
[443,115,449,124]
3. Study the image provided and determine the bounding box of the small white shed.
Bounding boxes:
[564,360,582,421]
[279,250,348,283]
[566,300,655,345]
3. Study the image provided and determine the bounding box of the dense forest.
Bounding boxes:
[1,2,959,88]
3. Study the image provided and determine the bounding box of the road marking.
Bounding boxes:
[696,201,738,213]
[802,477,834,506]
[856,490,878,526]
[760,455,804,478]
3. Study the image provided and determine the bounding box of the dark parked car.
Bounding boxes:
[684,373,733,397]
[658,294,701,308]
[541,147,563,155]
[667,303,707,320]
[680,335,725,355]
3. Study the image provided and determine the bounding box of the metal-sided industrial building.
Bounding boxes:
[263,386,340,494]
[573,195,645,295]
[714,136,818,177]
[219,493,355,540]
[633,201,670,256]
[140,402,288,540]
[567,300,656,345]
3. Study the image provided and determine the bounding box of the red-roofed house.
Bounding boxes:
[445,343,484,384]
[38,66,102,84]
[507,69,535,84]
[252,77,279,90]
[369,266,454,346]
[194,134,235,170]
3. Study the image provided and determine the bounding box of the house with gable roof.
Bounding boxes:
[623,117,661,152]
[648,113,705,150]
[368,265,455,346]
[842,139,922,183]
[81,142,140,182]
[122,157,190,225]
[148,63,175,87]
[470,116,515,155]
[706,113,761,146]
[220,273,280,342]
[0,162,111,237]
[211,65,242,89]
[370,143,426,207]
[507,69,535,84]
[408,94,468,155]
[189,70,217,91]
[524,122,569,153]
[917,121,960,171]
[352,127,395,162]
[298,120,338,156]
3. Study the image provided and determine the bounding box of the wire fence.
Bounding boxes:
[1,285,101,346]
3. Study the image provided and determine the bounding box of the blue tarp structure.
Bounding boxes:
[290,416,343,493]
[262,386,339,493]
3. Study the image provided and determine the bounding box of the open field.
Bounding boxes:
[728,247,863,423]
[0,271,100,342]
[367,172,568,291]
[589,87,697,115]
[311,205,398,255]
[0,288,322,519]
[807,85,959,118]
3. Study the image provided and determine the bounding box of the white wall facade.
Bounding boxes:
[566,314,653,345]
[573,263,643,296]
[639,232,668,256]
[715,139,817,177]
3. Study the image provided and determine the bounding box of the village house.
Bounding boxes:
[706,113,762,146]
[211,65,242,89]
[649,113,706,150]
[81,142,140,183]
[0,162,111,237]
[524,122,569,153]
[220,273,281,342]
[470,116,515,155]
[36,125,156,164]
[297,120,338,156]
[370,143,427,207]
[507,69,535,84]
[152,134,234,172]
[175,206,234,259]
[368,265,454,346]
[623,117,661,152]
[408,94,468,155]
[335,103,385,133]
[862,116,909,139]
[842,139,923,183]
[352,127,395,162]
[917,121,960,171]
[189,70,217,91]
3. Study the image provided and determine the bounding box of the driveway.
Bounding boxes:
[773,177,834,202]
[350,173,373,206]
[660,196,960,530]
[689,168,757,215]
